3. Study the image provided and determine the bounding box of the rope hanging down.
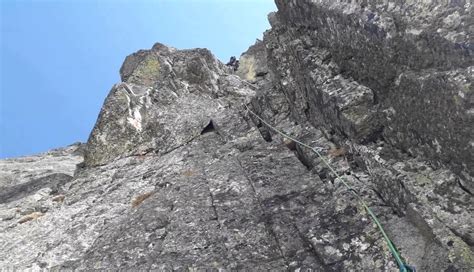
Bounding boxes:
[245,105,415,272]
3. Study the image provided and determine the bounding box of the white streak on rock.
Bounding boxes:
[127,108,143,132]
[121,87,143,132]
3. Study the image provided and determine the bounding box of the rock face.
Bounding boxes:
[84,44,250,167]
[268,0,473,185]
[1,1,473,271]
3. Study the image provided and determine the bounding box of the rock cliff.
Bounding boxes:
[1,1,472,271]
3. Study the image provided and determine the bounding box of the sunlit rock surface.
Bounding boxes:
[1,1,472,271]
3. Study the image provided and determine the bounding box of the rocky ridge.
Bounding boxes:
[0,0,472,271]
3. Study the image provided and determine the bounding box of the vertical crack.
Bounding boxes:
[198,134,229,253]
[235,156,290,269]
[207,178,221,227]
[457,178,473,196]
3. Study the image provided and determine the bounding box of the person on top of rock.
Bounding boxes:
[226,56,240,72]
[226,56,236,66]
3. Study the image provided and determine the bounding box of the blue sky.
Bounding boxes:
[0,0,276,158]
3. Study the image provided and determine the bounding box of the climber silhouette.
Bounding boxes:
[226,56,239,71]
[226,56,236,66]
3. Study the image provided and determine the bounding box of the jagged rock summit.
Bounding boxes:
[1,0,472,271]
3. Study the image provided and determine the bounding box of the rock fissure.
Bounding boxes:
[234,156,289,268]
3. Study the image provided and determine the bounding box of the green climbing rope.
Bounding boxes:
[245,105,414,272]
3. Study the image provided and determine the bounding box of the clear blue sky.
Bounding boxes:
[0,0,276,158]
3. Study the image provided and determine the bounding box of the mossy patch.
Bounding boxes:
[453,94,463,106]
[130,56,161,84]
[448,237,474,268]
[462,83,471,93]
[414,174,430,186]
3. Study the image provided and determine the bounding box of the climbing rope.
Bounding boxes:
[245,105,415,272]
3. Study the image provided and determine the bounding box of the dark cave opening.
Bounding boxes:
[201,120,216,135]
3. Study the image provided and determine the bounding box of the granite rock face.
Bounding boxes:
[268,0,473,184]
[84,44,255,167]
[1,1,473,271]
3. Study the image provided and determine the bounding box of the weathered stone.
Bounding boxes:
[84,45,254,167]
[253,0,473,270]
[269,0,474,180]
[1,1,472,270]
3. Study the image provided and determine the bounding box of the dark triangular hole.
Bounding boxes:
[201,120,215,135]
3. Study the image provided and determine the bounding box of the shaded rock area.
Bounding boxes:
[1,1,473,271]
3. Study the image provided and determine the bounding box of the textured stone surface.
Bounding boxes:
[0,143,83,188]
[1,1,473,271]
[84,44,255,167]
[268,0,473,182]
[249,0,474,270]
